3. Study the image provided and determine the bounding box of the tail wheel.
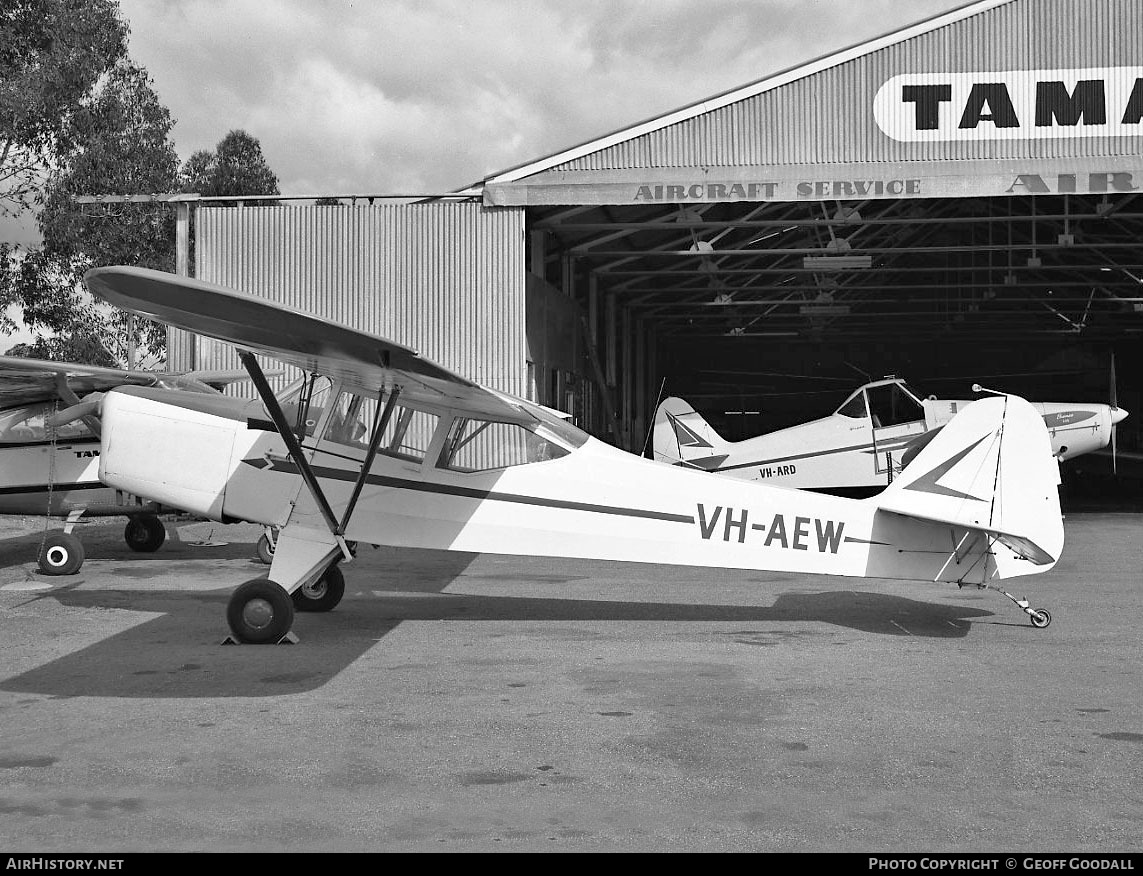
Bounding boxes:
[292,564,345,612]
[124,515,166,552]
[38,532,85,576]
[226,578,295,644]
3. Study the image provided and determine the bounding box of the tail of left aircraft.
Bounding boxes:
[652,397,731,469]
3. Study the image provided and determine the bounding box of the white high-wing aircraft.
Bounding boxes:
[85,266,1065,645]
[654,376,1128,496]
[0,355,263,574]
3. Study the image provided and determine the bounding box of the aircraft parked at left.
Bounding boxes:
[0,355,263,574]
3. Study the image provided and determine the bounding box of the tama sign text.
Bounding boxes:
[874,67,1143,142]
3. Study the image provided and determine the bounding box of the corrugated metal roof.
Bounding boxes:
[482,0,1141,188]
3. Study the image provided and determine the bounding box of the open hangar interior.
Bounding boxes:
[523,186,1142,470]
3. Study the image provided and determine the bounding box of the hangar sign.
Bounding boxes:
[874,66,1143,142]
[483,159,1141,206]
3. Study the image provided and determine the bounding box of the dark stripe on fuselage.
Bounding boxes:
[0,438,100,450]
[0,481,107,496]
[712,436,914,473]
[243,457,696,525]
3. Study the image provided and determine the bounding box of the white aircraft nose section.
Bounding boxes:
[1111,407,1129,425]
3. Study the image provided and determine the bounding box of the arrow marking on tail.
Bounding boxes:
[902,436,989,501]
[666,411,713,449]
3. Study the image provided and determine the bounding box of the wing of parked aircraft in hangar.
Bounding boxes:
[0,355,282,575]
[84,265,1065,646]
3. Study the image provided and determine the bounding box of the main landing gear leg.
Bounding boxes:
[987,584,1052,629]
[223,527,347,644]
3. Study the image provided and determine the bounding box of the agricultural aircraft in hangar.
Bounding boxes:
[653,376,1127,496]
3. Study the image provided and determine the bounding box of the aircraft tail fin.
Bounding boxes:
[652,397,731,470]
[875,394,1064,573]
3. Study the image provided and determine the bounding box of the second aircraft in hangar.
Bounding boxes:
[653,375,1128,496]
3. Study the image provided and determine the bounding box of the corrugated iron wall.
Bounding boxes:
[547,0,1141,171]
[169,201,527,398]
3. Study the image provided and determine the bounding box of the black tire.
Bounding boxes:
[292,564,345,612]
[226,578,295,644]
[255,532,275,565]
[38,531,85,576]
[1029,609,1052,629]
[124,515,166,552]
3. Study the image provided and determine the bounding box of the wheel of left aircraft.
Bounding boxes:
[124,515,166,552]
[38,531,85,576]
[1029,608,1052,629]
[226,578,296,644]
[291,564,345,612]
[255,531,276,565]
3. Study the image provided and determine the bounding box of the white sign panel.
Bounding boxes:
[874,66,1143,142]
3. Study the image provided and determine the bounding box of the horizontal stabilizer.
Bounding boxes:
[876,395,1063,568]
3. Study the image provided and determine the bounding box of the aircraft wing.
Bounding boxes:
[83,266,531,422]
[0,355,202,409]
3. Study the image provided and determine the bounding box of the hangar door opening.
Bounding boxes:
[523,188,1143,507]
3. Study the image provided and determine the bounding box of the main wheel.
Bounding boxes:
[124,515,166,552]
[1029,609,1052,629]
[38,531,85,576]
[291,564,345,612]
[255,531,276,565]
[226,578,295,644]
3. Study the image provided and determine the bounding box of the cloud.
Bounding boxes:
[114,0,959,195]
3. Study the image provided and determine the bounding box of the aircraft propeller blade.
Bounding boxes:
[1110,352,1118,475]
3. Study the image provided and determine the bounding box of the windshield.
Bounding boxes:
[511,399,590,448]
[867,382,925,428]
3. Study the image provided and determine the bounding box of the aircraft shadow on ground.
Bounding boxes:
[0,558,992,699]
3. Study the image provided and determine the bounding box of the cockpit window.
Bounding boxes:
[317,388,439,462]
[867,383,925,428]
[0,403,95,444]
[438,418,569,472]
[273,375,334,437]
[836,392,868,419]
[322,389,375,447]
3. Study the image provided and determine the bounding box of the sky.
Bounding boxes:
[117,0,962,198]
[2,0,965,343]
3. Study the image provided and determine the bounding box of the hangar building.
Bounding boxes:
[169,0,1143,501]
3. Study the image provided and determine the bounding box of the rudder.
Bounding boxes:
[652,397,730,470]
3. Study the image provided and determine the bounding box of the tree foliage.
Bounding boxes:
[0,0,128,216]
[5,334,116,367]
[181,129,280,205]
[4,59,179,364]
[2,8,284,367]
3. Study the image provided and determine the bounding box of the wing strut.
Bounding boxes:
[238,351,341,537]
[336,386,400,535]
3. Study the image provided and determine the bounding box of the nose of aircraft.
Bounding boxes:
[1111,406,1129,425]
